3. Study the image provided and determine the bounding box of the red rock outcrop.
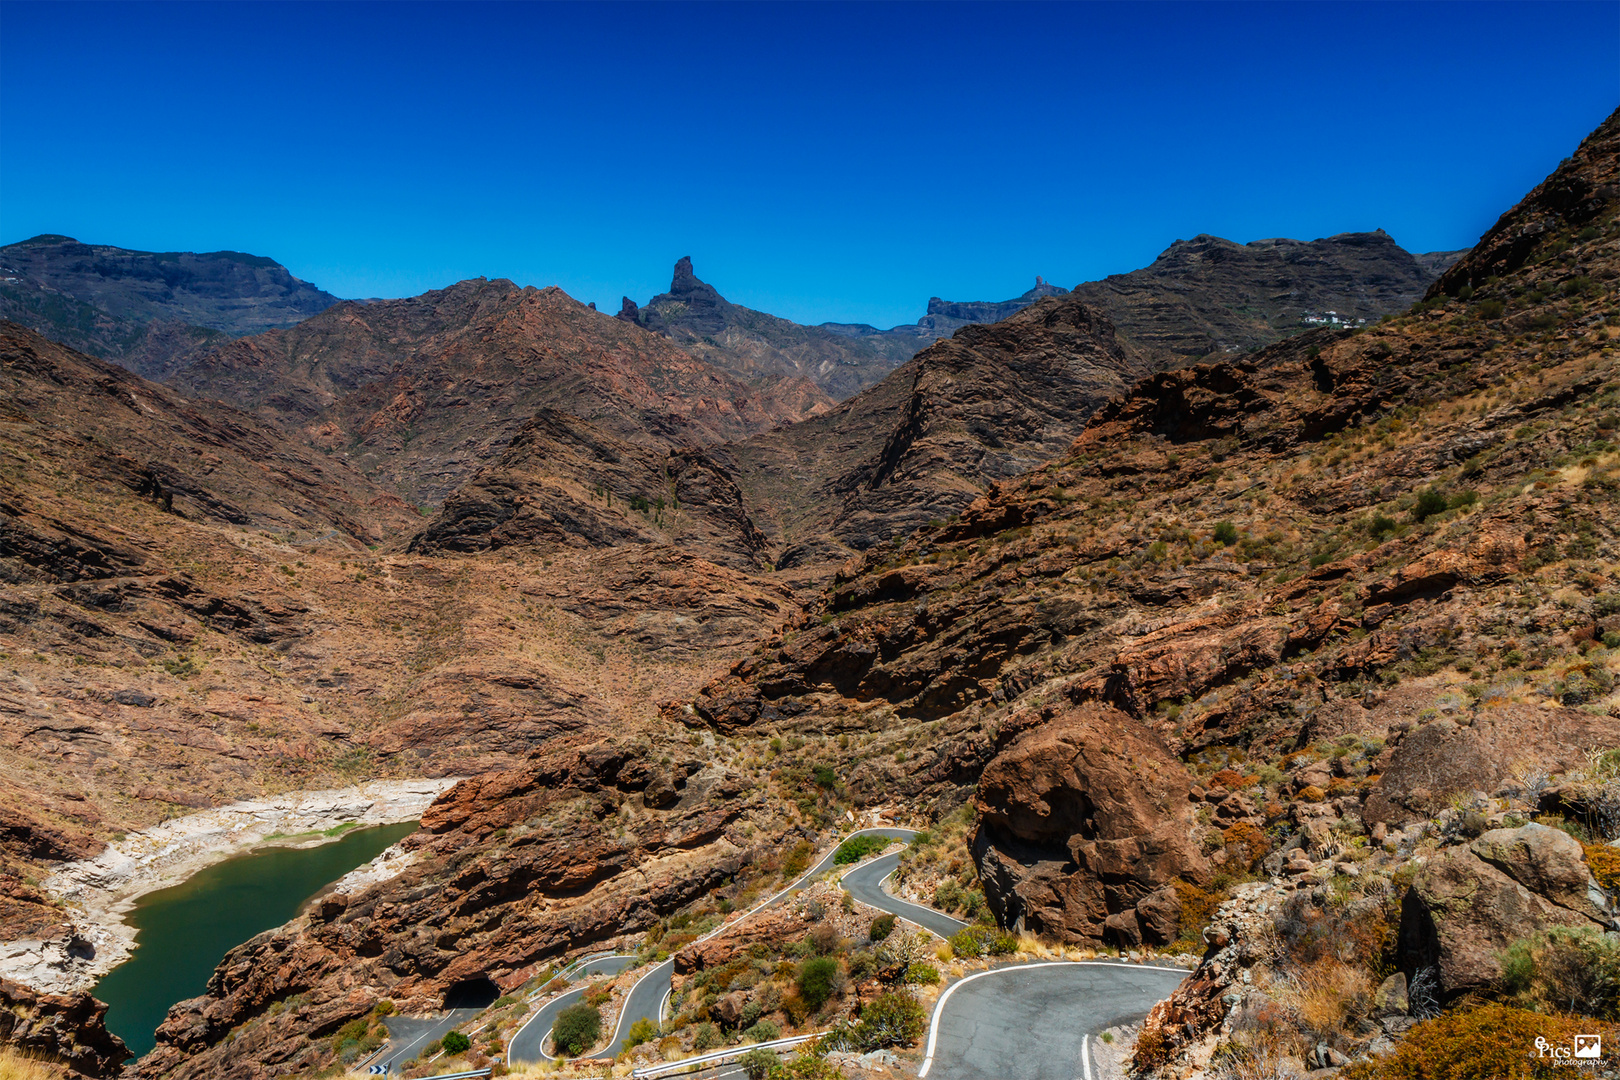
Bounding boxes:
[971,701,1209,944]
[0,976,130,1077]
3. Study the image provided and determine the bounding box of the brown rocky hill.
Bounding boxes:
[0,235,340,381]
[170,278,815,508]
[407,408,774,570]
[726,293,1153,564]
[0,319,802,929]
[85,111,1620,1080]
[1070,229,1464,364]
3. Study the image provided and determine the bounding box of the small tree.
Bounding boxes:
[797,955,840,1010]
[739,1046,779,1080]
[551,1002,602,1056]
[440,1030,471,1054]
[868,913,897,942]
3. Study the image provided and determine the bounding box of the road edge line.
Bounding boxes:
[917,960,1191,1078]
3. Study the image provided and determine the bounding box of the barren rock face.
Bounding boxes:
[972,701,1207,943]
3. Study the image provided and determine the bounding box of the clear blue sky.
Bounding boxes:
[2,1,1615,328]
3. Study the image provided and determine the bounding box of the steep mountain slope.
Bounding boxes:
[1069,230,1462,364]
[170,279,812,508]
[681,108,1620,953]
[85,110,1620,1080]
[725,294,1152,564]
[0,235,340,381]
[0,322,802,974]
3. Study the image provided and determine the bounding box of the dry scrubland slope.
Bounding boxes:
[101,111,1620,1080]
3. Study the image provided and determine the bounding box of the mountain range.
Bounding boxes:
[0,107,1609,1080]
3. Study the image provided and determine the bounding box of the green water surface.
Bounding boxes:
[94,820,419,1058]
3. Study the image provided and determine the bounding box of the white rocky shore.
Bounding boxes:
[4,777,459,995]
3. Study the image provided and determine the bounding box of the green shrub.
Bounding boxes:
[740,1047,780,1080]
[1411,487,1449,522]
[869,913,897,941]
[1602,631,1620,649]
[933,879,964,911]
[623,1016,659,1049]
[440,1030,471,1054]
[948,926,989,958]
[1369,512,1399,538]
[902,962,941,984]
[744,1018,782,1043]
[797,955,840,1010]
[812,765,837,788]
[1212,521,1238,545]
[1499,925,1620,1018]
[781,840,815,880]
[693,1021,720,1051]
[824,991,927,1052]
[834,835,888,865]
[551,1002,602,1056]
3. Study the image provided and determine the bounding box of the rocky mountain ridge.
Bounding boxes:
[1070,229,1465,365]
[0,236,340,382]
[168,279,816,508]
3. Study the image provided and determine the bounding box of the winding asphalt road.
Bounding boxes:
[374,1007,482,1073]
[506,953,638,1062]
[840,852,968,940]
[487,826,1189,1078]
[918,961,1189,1080]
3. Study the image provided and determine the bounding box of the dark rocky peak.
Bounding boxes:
[617,296,640,321]
[0,234,341,382]
[920,276,1072,331]
[1432,105,1620,297]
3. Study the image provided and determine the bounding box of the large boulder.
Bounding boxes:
[1399,842,1607,999]
[1470,823,1614,924]
[0,977,131,1077]
[972,700,1208,943]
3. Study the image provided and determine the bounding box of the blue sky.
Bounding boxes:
[1,1,1615,328]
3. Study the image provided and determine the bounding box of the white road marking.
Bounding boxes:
[1082,1033,1093,1080]
[916,961,1190,1078]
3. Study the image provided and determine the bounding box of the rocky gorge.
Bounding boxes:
[0,101,1615,1080]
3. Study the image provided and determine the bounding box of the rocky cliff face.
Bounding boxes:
[0,976,130,1076]
[1070,229,1461,364]
[726,294,1151,563]
[0,235,340,381]
[134,735,758,1080]
[170,278,809,508]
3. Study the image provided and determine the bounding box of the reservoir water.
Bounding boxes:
[94,821,419,1058]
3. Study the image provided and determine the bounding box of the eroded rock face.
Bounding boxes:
[0,976,130,1077]
[971,701,1208,943]
[134,736,757,1080]
[1363,707,1620,825]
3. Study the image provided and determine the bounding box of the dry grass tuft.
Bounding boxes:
[0,1049,68,1080]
